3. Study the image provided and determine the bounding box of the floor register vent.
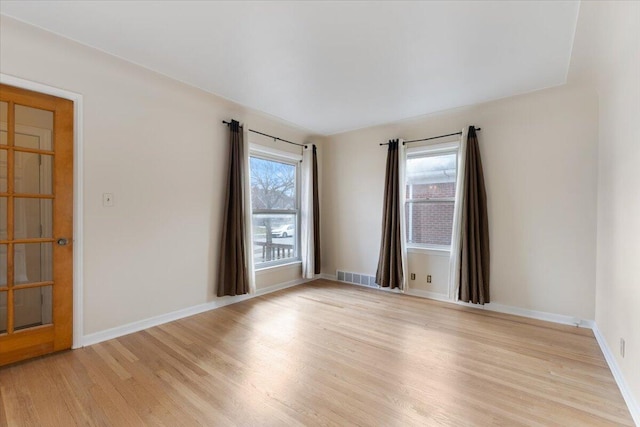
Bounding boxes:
[336,270,378,288]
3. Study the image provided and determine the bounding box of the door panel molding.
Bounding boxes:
[0,74,84,350]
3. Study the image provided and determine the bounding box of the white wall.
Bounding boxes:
[407,250,449,295]
[322,84,599,321]
[569,0,640,410]
[0,16,322,335]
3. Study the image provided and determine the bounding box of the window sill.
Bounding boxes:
[255,260,302,274]
[407,246,451,256]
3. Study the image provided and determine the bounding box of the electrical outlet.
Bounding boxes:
[103,193,114,207]
[410,273,416,280]
[620,338,625,358]
[427,275,432,283]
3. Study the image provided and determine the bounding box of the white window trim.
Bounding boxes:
[250,143,302,163]
[408,246,451,256]
[406,140,459,156]
[249,143,301,271]
[254,260,302,275]
[406,240,455,251]
[405,141,459,251]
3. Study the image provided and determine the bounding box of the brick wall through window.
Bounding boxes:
[406,182,455,246]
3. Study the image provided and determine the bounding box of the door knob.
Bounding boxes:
[57,238,69,246]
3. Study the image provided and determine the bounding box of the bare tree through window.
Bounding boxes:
[250,156,298,263]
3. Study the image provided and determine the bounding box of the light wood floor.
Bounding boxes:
[0,280,634,426]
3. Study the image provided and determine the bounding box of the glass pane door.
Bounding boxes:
[8,102,54,332]
[0,83,74,366]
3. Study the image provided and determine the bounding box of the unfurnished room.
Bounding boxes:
[0,1,638,426]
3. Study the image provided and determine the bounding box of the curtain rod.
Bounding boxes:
[379,127,481,146]
[222,120,307,148]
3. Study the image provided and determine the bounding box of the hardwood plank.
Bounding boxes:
[0,280,634,425]
[0,367,44,426]
[19,360,77,427]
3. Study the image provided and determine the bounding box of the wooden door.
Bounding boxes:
[0,84,73,366]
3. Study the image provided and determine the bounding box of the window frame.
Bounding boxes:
[249,144,302,270]
[405,141,459,252]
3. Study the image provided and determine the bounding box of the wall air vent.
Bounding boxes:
[335,270,378,288]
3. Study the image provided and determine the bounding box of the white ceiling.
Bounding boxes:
[0,1,580,135]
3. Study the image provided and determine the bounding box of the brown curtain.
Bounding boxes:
[458,126,490,304]
[217,120,249,296]
[312,145,321,274]
[376,139,404,289]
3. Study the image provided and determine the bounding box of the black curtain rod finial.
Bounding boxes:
[222,119,305,148]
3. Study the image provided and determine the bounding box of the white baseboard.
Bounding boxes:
[458,301,595,329]
[334,280,594,328]
[81,278,311,347]
[408,286,593,328]
[319,273,336,281]
[592,325,640,426]
[405,288,450,302]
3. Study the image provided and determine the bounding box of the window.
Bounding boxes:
[249,149,300,268]
[405,146,458,250]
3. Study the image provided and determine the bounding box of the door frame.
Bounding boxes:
[1,73,84,349]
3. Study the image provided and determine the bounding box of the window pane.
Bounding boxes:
[14,198,53,239]
[0,101,7,146]
[0,291,6,334]
[15,104,53,150]
[14,242,53,285]
[15,152,53,194]
[0,197,6,240]
[0,245,6,286]
[406,201,454,246]
[252,214,297,265]
[14,285,52,331]
[250,157,296,210]
[0,149,6,193]
[406,153,457,199]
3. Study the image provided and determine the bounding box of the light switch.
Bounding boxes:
[103,193,114,207]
